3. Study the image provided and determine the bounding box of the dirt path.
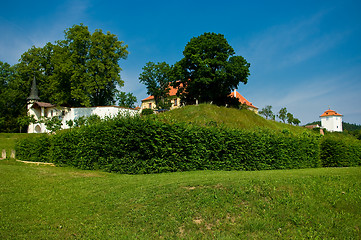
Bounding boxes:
[16,160,55,166]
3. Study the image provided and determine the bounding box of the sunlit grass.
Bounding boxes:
[154,104,309,134]
[1,160,360,239]
[0,133,33,158]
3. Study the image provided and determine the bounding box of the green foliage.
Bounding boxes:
[292,117,301,126]
[15,134,51,162]
[72,115,101,128]
[38,116,62,133]
[15,104,361,174]
[16,115,36,133]
[0,61,27,132]
[84,114,101,125]
[286,112,294,124]
[66,119,74,128]
[139,61,172,109]
[16,24,128,107]
[278,107,287,123]
[16,115,321,172]
[141,108,154,116]
[343,122,361,131]
[115,91,137,108]
[1,24,129,132]
[320,134,361,167]
[74,116,87,127]
[259,105,275,120]
[172,32,250,106]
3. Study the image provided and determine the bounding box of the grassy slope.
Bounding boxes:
[153,104,309,134]
[0,160,360,239]
[0,133,32,157]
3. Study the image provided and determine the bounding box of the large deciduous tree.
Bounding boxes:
[139,61,172,109]
[16,24,128,107]
[1,24,130,132]
[0,61,27,132]
[172,32,250,106]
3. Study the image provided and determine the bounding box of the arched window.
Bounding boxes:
[35,125,42,133]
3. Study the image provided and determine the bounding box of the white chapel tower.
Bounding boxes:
[320,109,343,132]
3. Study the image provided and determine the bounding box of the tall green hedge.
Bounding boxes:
[15,134,51,162]
[16,116,323,174]
[320,135,361,167]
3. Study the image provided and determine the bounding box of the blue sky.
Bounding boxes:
[1,0,361,124]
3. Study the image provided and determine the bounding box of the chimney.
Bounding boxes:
[234,89,237,98]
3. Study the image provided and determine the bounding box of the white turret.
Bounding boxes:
[320,109,343,132]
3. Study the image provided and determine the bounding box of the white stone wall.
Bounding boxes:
[28,105,140,133]
[61,106,139,130]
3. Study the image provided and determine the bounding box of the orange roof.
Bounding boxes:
[320,109,343,117]
[142,85,179,101]
[230,90,258,109]
[142,87,257,109]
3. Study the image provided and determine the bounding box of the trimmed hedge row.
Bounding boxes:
[320,135,361,167]
[16,116,323,174]
[15,134,52,163]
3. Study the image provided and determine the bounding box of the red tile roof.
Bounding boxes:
[142,85,179,101]
[230,90,258,109]
[320,109,342,117]
[142,86,257,110]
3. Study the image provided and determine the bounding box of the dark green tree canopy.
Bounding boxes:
[116,91,137,108]
[0,61,26,132]
[16,24,128,107]
[139,61,172,109]
[172,32,250,106]
[0,24,130,132]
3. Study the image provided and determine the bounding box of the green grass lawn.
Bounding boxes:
[1,160,360,239]
[0,133,32,158]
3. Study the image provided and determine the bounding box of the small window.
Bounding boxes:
[174,99,178,106]
[149,103,152,109]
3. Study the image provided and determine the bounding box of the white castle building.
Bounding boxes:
[27,77,140,133]
[320,109,343,132]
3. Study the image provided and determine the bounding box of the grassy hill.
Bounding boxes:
[1,159,360,239]
[153,104,309,134]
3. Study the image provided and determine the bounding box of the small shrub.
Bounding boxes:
[141,108,154,116]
